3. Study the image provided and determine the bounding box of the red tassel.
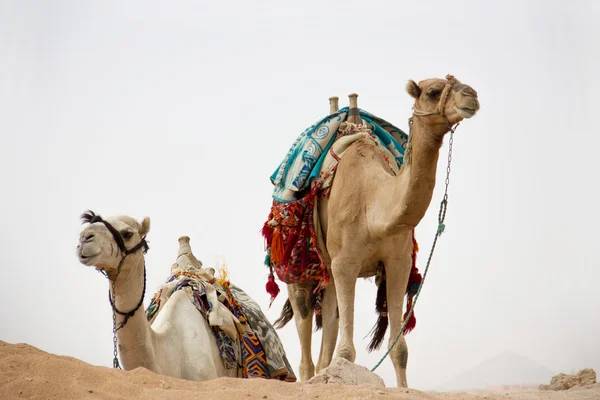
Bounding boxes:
[402,293,417,335]
[410,269,422,286]
[270,229,284,264]
[403,312,417,334]
[412,229,419,255]
[262,222,274,248]
[266,272,280,308]
[400,229,421,335]
[408,228,422,287]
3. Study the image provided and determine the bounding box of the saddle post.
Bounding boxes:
[347,93,362,125]
[329,96,339,114]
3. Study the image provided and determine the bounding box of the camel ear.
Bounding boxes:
[139,217,151,237]
[406,80,421,99]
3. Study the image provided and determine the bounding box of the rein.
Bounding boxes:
[81,210,149,369]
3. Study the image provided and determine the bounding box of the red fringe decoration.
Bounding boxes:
[260,186,328,307]
[299,225,310,270]
[282,232,298,265]
[266,270,280,308]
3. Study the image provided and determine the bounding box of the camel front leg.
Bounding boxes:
[384,254,412,388]
[316,282,339,373]
[331,256,361,362]
[287,283,315,381]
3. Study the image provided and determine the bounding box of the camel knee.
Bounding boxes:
[398,346,409,369]
[289,284,312,320]
[391,339,409,369]
[295,290,310,319]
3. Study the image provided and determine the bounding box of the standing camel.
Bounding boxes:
[279,75,480,387]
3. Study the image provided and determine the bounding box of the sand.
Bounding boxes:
[1,341,598,400]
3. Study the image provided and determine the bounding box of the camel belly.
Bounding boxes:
[357,234,413,278]
[358,260,379,278]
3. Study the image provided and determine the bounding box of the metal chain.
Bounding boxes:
[437,122,457,235]
[84,213,147,371]
[111,279,121,369]
[371,124,458,372]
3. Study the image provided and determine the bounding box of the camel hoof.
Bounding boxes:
[336,348,355,362]
[299,361,315,382]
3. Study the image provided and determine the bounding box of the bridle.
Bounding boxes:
[412,74,460,133]
[80,210,149,369]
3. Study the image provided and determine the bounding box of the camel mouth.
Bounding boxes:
[79,252,100,266]
[455,106,476,118]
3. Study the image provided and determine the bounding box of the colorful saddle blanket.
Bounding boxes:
[269,107,408,202]
[146,271,296,381]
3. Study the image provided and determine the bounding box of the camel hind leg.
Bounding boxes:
[316,281,338,373]
[287,283,315,381]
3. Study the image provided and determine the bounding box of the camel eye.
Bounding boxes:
[122,231,134,240]
[428,89,440,99]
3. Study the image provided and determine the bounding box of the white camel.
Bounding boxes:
[76,211,295,382]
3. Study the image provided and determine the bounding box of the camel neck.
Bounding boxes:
[110,256,146,317]
[388,118,443,230]
[108,255,154,370]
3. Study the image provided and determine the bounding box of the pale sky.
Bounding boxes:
[1,0,598,390]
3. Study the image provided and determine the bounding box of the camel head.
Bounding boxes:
[406,74,480,134]
[76,210,150,279]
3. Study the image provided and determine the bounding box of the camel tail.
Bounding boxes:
[274,298,294,329]
[309,288,323,332]
[273,290,324,331]
[367,277,388,352]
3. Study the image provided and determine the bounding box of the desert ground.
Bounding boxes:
[1,341,598,400]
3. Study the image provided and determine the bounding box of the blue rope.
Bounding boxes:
[370,125,456,373]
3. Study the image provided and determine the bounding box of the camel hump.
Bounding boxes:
[177,235,202,268]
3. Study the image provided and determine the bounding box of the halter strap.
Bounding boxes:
[412,74,458,129]
[80,210,149,330]
[108,266,147,330]
[82,211,149,258]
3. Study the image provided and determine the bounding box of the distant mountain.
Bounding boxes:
[437,351,556,391]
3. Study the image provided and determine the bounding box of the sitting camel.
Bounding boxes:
[76,211,295,382]
[276,75,480,387]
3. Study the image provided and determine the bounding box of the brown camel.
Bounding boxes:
[282,75,480,388]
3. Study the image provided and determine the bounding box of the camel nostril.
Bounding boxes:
[467,88,478,98]
[85,234,95,242]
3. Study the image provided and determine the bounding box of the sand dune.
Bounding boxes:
[1,341,598,400]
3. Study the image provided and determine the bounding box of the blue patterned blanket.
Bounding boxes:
[270,107,409,202]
